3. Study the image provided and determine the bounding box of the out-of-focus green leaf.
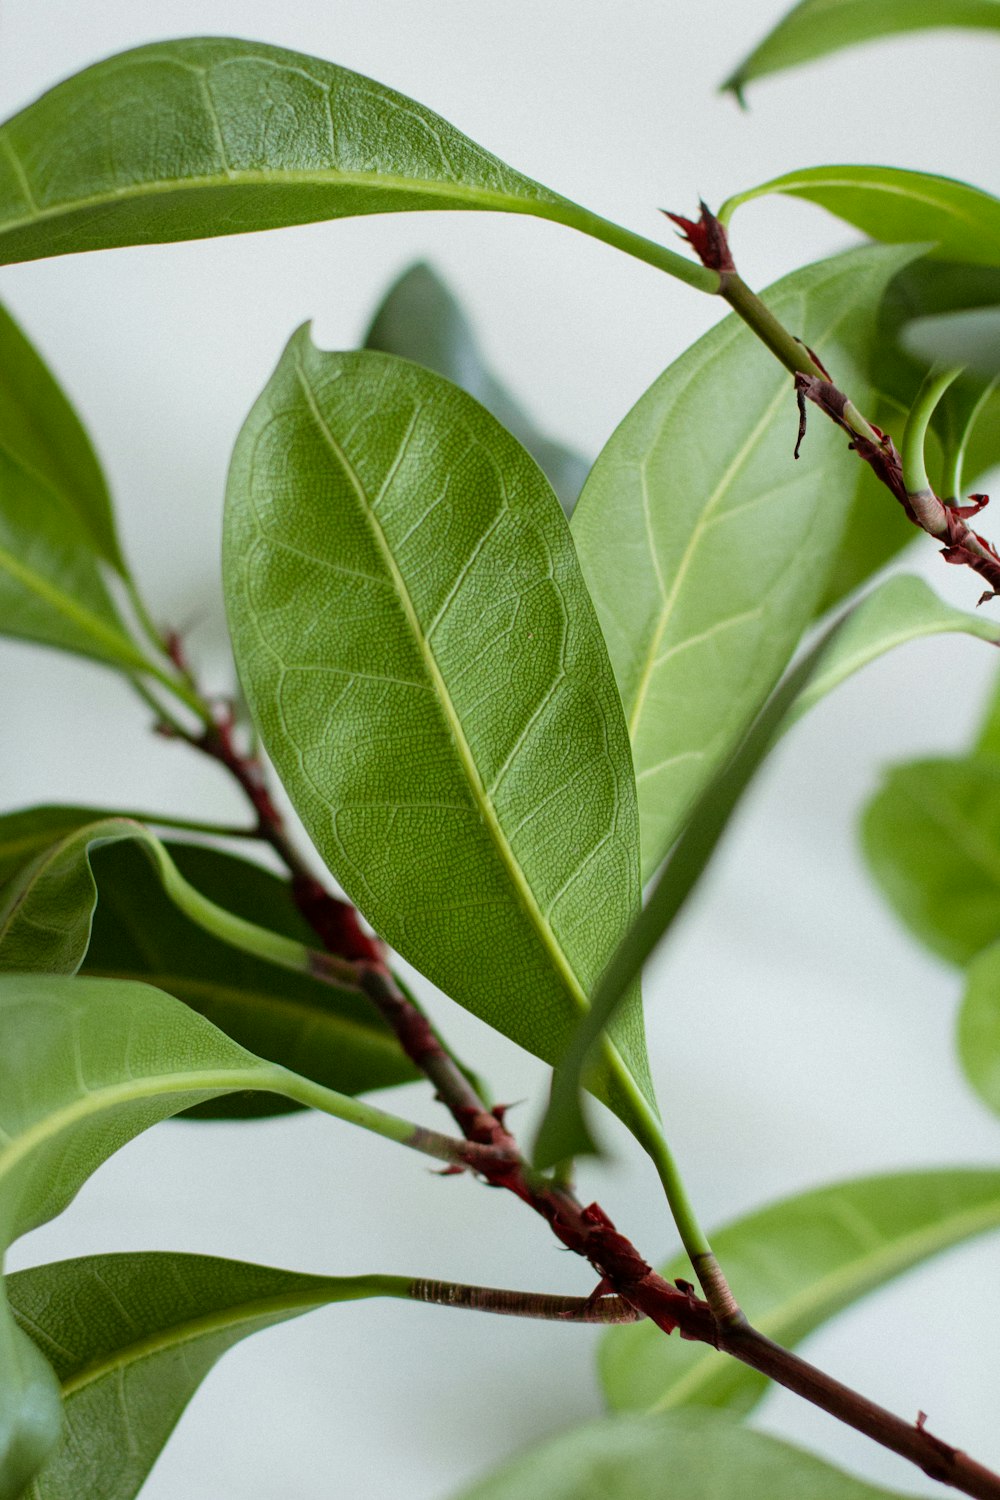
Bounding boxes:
[8,1253,397,1500]
[450,1409,912,1499]
[224,332,655,1147]
[959,941,1000,1114]
[364,263,588,515]
[721,166,1000,268]
[0,443,148,670]
[722,1,1000,102]
[571,243,914,880]
[599,1169,1000,1415]
[0,973,299,1496]
[0,303,122,572]
[0,39,708,291]
[81,839,415,1115]
[862,756,1000,966]
[904,306,1000,376]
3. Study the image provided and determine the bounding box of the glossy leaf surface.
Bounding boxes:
[904,306,1000,375]
[722,0,1000,100]
[0,442,147,670]
[572,243,913,879]
[0,973,288,1496]
[224,334,653,1138]
[862,756,1000,965]
[0,303,121,571]
[365,263,588,515]
[959,941,1000,1115]
[721,166,1000,267]
[0,38,709,291]
[82,839,415,1114]
[8,1252,392,1500]
[452,1409,911,1499]
[600,1169,1000,1415]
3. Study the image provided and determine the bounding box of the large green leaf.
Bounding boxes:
[959,941,1000,1114]
[0,39,708,289]
[224,333,655,1145]
[7,1253,397,1500]
[451,1409,912,1499]
[571,243,914,880]
[81,838,415,1115]
[0,973,295,1496]
[0,441,148,670]
[0,303,122,572]
[364,263,588,516]
[862,756,1000,966]
[599,1169,1000,1417]
[721,167,1000,268]
[722,0,1000,101]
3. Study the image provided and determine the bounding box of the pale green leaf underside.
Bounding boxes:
[8,1252,392,1500]
[572,243,915,880]
[862,756,1000,966]
[0,441,146,671]
[721,167,1000,268]
[599,1169,1000,1417]
[0,303,121,572]
[0,973,292,1496]
[904,306,1000,375]
[451,1409,912,1499]
[224,334,653,1136]
[960,941,1000,1116]
[722,0,1000,98]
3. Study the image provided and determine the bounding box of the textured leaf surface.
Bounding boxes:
[904,306,1000,375]
[0,442,146,669]
[722,166,1000,267]
[0,303,121,571]
[82,839,415,1114]
[365,263,588,515]
[862,756,1000,966]
[571,243,912,879]
[452,1409,911,1499]
[960,941,1000,1114]
[224,334,653,1138]
[8,1253,391,1500]
[722,0,1000,99]
[0,973,287,1496]
[599,1169,1000,1416]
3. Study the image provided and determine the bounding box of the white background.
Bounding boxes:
[3,2,1000,1496]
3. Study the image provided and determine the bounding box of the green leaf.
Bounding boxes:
[81,838,416,1115]
[364,263,588,516]
[7,1252,397,1500]
[571,243,915,881]
[722,0,1000,101]
[721,166,1000,268]
[862,756,1000,966]
[0,442,148,670]
[0,303,122,572]
[959,941,1000,1114]
[904,306,1000,375]
[0,972,294,1495]
[0,817,318,981]
[224,332,655,1145]
[599,1169,1000,1417]
[451,1409,912,1499]
[0,39,709,289]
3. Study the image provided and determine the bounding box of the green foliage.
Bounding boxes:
[452,1409,912,1499]
[8,1253,394,1500]
[599,1169,1000,1414]
[223,330,655,1143]
[959,942,1000,1116]
[723,0,1000,101]
[904,306,1000,375]
[722,166,1000,267]
[572,242,914,879]
[364,264,588,516]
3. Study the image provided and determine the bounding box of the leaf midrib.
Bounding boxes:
[0,540,144,665]
[651,1193,1000,1410]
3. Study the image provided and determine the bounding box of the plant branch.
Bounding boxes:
[406,1279,640,1324]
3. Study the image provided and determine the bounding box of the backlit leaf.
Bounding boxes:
[959,941,1000,1115]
